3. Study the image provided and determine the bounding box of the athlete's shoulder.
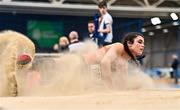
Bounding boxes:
[112,43,124,54]
[113,42,123,47]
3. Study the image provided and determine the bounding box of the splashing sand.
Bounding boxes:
[5,40,155,96]
[0,39,179,110]
[0,30,35,96]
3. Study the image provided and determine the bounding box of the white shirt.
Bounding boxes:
[99,12,113,43]
[69,42,85,53]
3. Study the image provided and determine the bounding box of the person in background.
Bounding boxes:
[58,36,69,53]
[171,54,179,84]
[53,36,69,53]
[53,43,59,53]
[98,1,113,46]
[69,31,79,44]
[87,20,98,44]
[68,31,85,53]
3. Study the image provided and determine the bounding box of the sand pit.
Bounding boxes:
[0,89,180,110]
[0,42,179,110]
[1,55,179,110]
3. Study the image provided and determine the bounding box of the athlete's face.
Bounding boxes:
[129,36,145,56]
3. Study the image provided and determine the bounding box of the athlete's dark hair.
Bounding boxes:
[122,32,144,65]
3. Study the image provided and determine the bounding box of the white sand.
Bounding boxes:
[0,90,180,110]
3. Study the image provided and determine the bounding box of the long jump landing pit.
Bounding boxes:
[1,54,180,110]
[0,89,180,110]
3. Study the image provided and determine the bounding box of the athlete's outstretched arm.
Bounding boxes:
[100,43,122,88]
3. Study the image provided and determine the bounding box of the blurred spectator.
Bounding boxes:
[53,36,69,53]
[68,31,85,53]
[53,43,59,53]
[87,20,98,43]
[69,31,79,44]
[58,36,69,53]
[171,54,179,84]
[98,1,113,46]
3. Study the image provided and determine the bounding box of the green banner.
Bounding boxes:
[27,20,63,48]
